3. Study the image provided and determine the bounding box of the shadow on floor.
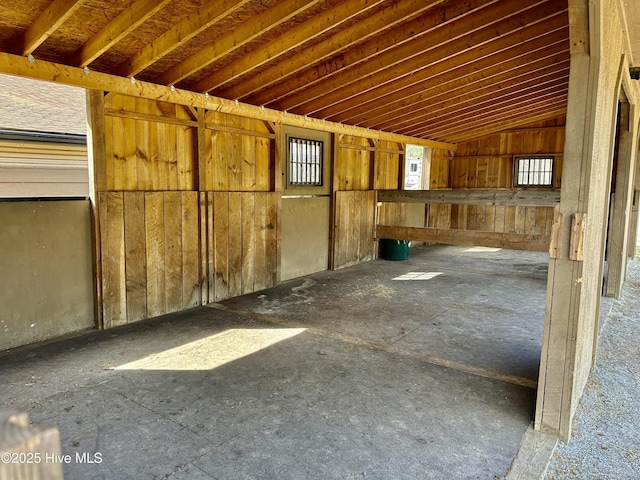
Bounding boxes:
[0,244,546,479]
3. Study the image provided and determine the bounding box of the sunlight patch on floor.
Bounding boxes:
[116,328,306,371]
[464,246,502,252]
[393,272,442,281]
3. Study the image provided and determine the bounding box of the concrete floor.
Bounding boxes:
[0,244,547,480]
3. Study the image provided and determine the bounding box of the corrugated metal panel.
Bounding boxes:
[0,138,89,198]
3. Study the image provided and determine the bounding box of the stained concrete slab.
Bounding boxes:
[224,244,547,382]
[0,244,546,479]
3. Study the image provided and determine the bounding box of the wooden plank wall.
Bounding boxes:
[104,95,197,191]
[335,135,374,191]
[333,137,404,268]
[202,111,274,192]
[429,118,565,235]
[334,190,376,269]
[99,191,199,328]
[97,93,277,327]
[97,94,447,326]
[423,147,452,229]
[199,192,278,302]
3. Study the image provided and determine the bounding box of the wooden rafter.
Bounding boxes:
[155,0,322,86]
[403,87,568,138]
[115,0,253,78]
[277,0,567,114]
[400,81,569,136]
[415,96,569,141]
[437,108,568,144]
[190,0,385,94]
[370,61,571,132]
[0,0,576,144]
[69,0,171,67]
[325,29,568,124]
[224,0,449,103]
[375,76,569,134]
[13,0,86,55]
[241,0,487,107]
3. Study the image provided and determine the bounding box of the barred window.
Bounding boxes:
[514,156,554,187]
[288,137,323,186]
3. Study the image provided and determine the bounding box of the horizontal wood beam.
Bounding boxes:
[243,0,480,106]
[155,0,320,86]
[431,107,568,144]
[420,97,569,142]
[15,0,86,55]
[323,23,569,123]
[193,0,382,94]
[0,51,455,151]
[282,0,567,114]
[115,0,252,77]
[375,224,551,252]
[69,0,171,67]
[368,58,570,132]
[104,108,199,128]
[377,189,561,206]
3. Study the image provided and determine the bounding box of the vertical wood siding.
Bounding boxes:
[429,119,564,235]
[333,190,376,269]
[104,95,197,191]
[98,94,278,327]
[199,192,278,303]
[99,191,199,328]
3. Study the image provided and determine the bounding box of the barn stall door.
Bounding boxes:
[280,127,332,281]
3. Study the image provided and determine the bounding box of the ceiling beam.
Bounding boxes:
[224,0,451,102]
[13,0,87,55]
[115,0,253,78]
[359,50,569,130]
[403,86,569,142]
[0,51,455,151]
[369,59,570,131]
[400,83,568,136]
[155,0,321,86]
[327,30,569,124]
[69,0,171,67]
[442,108,567,144]
[272,0,559,113]
[245,0,491,105]
[190,0,384,94]
[409,95,568,141]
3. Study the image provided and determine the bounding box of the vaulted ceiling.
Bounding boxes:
[0,0,573,143]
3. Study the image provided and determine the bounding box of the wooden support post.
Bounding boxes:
[605,100,637,297]
[569,213,586,261]
[196,108,209,305]
[86,89,107,329]
[625,115,640,259]
[536,0,627,442]
[0,410,64,480]
[536,0,596,441]
[548,204,563,259]
[273,122,283,284]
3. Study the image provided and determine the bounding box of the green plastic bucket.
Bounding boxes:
[380,238,410,260]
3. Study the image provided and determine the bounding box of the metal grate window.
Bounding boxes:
[288,137,323,186]
[514,156,554,187]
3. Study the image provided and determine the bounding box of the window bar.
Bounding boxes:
[302,140,307,184]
